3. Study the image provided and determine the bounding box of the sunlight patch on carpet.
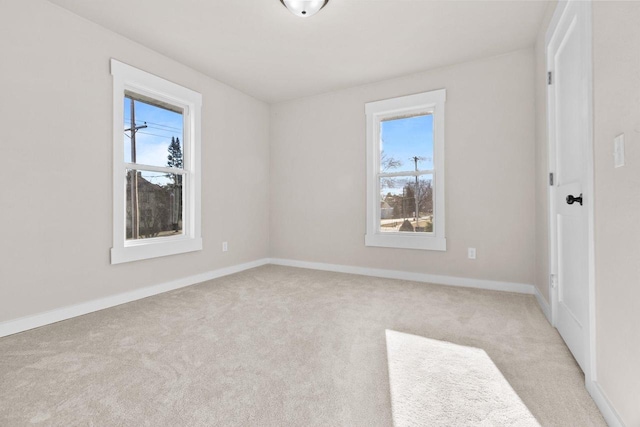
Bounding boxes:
[385,330,540,427]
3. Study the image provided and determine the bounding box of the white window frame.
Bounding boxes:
[365,89,446,251]
[110,59,202,264]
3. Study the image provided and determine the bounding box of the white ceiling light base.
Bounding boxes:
[280,0,329,18]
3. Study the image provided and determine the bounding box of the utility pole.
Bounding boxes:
[124,97,147,239]
[411,156,425,231]
[402,187,407,220]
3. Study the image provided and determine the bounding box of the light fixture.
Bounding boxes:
[280,0,329,18]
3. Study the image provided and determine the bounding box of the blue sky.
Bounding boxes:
[124,98,183,186]
[380,114,433,172]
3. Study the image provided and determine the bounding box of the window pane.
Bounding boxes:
[380,175,433,233]
[380,114,433,173]
[126,170,183,240]
[124,95,184,169]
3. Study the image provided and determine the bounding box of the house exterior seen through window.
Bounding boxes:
[111,60,202,264]
[365,89,446,251]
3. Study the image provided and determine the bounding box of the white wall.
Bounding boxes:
[0,0,270,323]
[270,49,536,286]
[592,2,640,425]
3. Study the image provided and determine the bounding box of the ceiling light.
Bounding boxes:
[280,0,329,18]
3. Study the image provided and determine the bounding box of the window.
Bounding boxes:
[365,89,446,251]
[110,59,202,264]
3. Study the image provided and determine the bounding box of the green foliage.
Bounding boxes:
[167,137,183,230]
[167,137,183,169]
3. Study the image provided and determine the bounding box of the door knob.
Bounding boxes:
[566,193,583,206]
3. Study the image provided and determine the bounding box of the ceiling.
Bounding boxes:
[46,0,549,104]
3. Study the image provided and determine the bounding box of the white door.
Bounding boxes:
[547,0,592,373]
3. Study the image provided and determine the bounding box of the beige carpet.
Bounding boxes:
[386,330,539,427]
[0,265,606,426]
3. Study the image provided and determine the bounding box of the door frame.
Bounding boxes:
[545,0,596,385]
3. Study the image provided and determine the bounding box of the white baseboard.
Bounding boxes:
[588,381,626,427]
[534,286,552,323]
[0,258,270,338]
[269,258,535,295]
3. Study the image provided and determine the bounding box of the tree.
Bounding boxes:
[381,150,402,171]
[167,137,183,169]
[380,150,402,190]
[402,183,415,219]
[418,179,433,215]
[405,179,433,216]
[167,137,183,231]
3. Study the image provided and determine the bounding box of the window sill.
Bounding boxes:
[111,237,202,264]
[365,233,446,251]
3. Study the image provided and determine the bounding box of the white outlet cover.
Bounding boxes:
[468,248,476,259]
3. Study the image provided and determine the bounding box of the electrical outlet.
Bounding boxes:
[222,242,228,252]
[468,248,476,260]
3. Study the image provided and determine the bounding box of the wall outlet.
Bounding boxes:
[222,242,228,252]
[468,248,476,260]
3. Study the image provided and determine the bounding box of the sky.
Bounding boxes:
[380,114,434,196]
[380,114,433,171]
[124,97,183,186]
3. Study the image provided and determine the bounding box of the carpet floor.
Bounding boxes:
[0,265,606,426]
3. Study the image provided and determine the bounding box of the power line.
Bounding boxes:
[124,128,178,140]
[125,121,181,134]
[140,125,180,134]
[125,121,180,135]
[135,131,179,139]
[124,118,182,132]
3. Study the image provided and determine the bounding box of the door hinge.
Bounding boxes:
[549,172,554,186]
[548,71,552,85]
[550,274,557,289]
